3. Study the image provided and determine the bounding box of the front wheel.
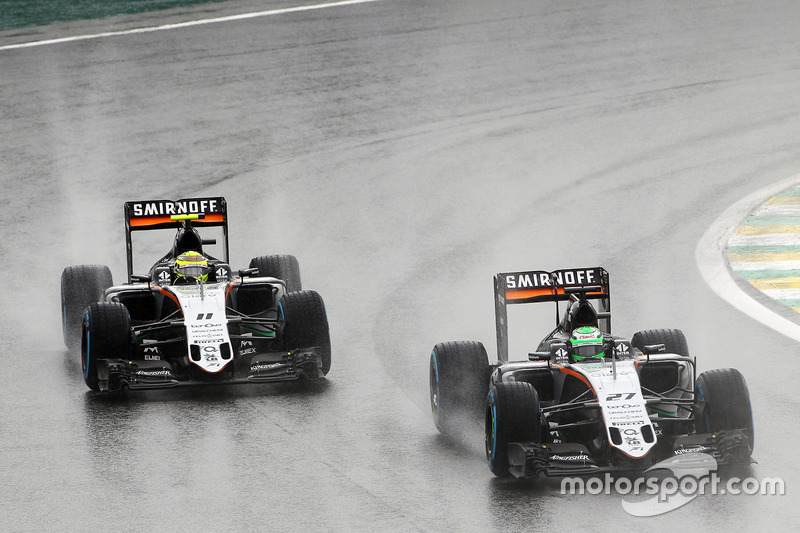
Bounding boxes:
[486,381,540,477]
[81,302,130,391]
[695,368,754,453]
[281,290,331,376]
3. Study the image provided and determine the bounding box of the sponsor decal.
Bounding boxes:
[131,198,220,217]
[505,269,598,289]
[189,323,225,329]
[239,347,257,356]
[135,370,172,377]
[674,446,711,456]
[551,454,591,462]
[251,363,286,372]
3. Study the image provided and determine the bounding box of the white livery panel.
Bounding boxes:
[579,360,656,459]
[169,283,232,373]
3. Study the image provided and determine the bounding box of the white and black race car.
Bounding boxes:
[429,267,753,478]
[61,196,330,392]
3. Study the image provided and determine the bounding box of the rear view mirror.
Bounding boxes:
[642,343,666,355]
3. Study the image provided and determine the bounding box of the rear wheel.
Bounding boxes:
[631,328,689,356]
[249,255,301,291]
[81,302,130,391]
[281,290,331,376]
[429,341,490,437]
[61,265,113,350]
[485,381,540,477]
[695,368,754,453]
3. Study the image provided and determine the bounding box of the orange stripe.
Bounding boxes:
[226,279,240,300]
[505,287,607,300]
[506,287,557,299]
[130,213,224,227]
[552,364,596,395]
[157,287,181,309]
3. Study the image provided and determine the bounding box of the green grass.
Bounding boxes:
[0,0,228,31]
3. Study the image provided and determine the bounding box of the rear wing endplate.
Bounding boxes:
[493,267,610,362]
[124,197,228,282]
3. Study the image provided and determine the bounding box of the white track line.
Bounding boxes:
[729,234,800,246]
[696,174,800,342]
[0,0,384,51]
[729,260,800,271]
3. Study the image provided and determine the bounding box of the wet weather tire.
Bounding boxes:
[249,255,301,292]
[429,341,490,437]
[61,264,113,350]
[81,302,130,391]
[631,328,689,356]
[281,290,331,376]
[695,368,754,453]
[486,381,540,477]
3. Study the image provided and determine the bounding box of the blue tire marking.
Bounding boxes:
[431,350,440,422]
[487,390,497,470]
[83,309,91,380]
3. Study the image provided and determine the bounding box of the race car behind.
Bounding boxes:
[61,196,330,392]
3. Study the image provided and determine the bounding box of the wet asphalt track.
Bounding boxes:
[2,1,800,530]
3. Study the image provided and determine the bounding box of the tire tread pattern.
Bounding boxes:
[430,341,490,436]
[249,255,301,292]
[631,328,689,356]
[282,290,331,375]
[61,264,113,349]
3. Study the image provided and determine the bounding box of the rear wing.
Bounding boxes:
[493,267,610,362]
[124,197,229,282]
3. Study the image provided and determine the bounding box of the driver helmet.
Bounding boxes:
[173,251,209,283]
[568,326,605,362]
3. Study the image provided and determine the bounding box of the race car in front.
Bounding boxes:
[60,197,330,392]
[429,267,753,478]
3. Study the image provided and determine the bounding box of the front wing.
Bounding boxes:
[507,430,753,479]
[95,348,323,392]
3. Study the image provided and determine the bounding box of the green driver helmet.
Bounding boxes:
[568,326,605,361]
